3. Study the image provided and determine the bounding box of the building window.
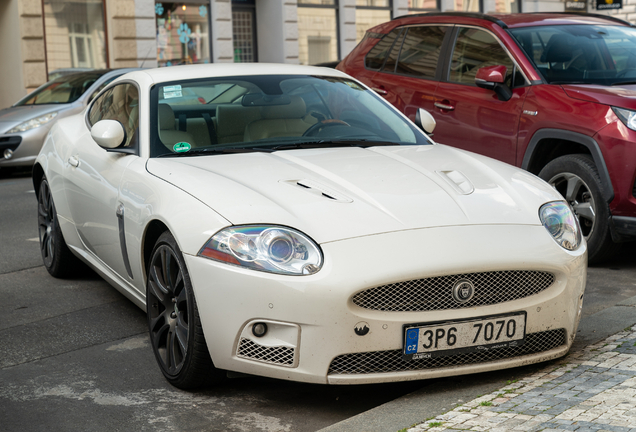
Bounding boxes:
[493,0,520,13]
[356,0,392,43]
[232,0,258,62]
[298,0,339,65]
[43,0,107,74]
[155,2,211,67]
[408,0,439,13]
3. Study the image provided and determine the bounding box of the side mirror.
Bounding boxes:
[91,119,126,149]
[475,65,512,102]
[415,108,436,135]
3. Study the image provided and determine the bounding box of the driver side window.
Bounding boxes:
[449,28,515,87]
[89,83,139,149]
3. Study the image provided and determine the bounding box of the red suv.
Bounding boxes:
[339,12,636,263]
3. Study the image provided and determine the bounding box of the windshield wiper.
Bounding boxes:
[270,139,399,151]
[155,146,274,157]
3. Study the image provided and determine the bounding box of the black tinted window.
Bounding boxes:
[365,29,403,70]
[396,26,447,78]
[449,28,514,86]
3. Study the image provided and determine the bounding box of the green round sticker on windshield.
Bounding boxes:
[173,142,191,153]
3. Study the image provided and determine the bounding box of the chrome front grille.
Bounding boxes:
[237,338,295,366]
[328,328,566,375]
[352,270,555,312]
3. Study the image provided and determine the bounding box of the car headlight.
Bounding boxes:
[7,112,58,133]
[198,225,323,275]
[612,106,636,131]
[539,201,582,251]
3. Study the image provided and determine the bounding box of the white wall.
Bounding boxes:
[256,0,299,63]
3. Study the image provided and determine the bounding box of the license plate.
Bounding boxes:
[403,312,526,360]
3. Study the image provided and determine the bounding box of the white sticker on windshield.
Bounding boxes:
[163,85,182,99]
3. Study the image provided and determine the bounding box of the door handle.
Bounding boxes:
[68,156,80,167]
[434,102,455,111]
[371,87,388,96]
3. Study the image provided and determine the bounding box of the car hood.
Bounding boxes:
[561,84,636,108]
[0,104,69,130]
[146,145,560,244]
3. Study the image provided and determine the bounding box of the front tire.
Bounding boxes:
[539,154,620,264]
[37,177,79,277]
[146,231,225,389]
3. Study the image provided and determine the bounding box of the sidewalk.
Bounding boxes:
[405,325,636,432]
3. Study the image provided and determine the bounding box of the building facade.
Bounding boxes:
[0,0,632,108]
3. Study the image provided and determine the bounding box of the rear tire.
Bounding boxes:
[37,177,80,277]
[539,154,620,264]
[146,231,225,389]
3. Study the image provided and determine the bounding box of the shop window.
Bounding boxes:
[355,0,391,44]
[298,0,339,65]
[155,2,211,67]
[43,0,107,73]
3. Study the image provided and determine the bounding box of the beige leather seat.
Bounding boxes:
[215,104,261,144]
[158,104,194,148]
[244,96,314,141]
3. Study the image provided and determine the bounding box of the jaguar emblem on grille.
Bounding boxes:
[452,279,475,303]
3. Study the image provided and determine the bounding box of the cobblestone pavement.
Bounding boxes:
[406,325,636,432]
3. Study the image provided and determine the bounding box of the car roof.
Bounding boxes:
[126,63,351,85]
[388,12,633,30]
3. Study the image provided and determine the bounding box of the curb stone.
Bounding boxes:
[406,325,636,432]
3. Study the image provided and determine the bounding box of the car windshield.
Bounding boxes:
[14,71,106,106]
[510,24,636,86]
[149,74,430,157]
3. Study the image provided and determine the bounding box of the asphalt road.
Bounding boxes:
[1,167,635,432]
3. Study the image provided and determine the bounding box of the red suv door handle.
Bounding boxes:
[372,87,388,96]
[434,102,455,111]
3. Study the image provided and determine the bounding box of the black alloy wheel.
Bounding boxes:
[37,177,77,277]
[146,231,224,389]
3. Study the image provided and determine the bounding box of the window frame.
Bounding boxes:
[297,0,341,62]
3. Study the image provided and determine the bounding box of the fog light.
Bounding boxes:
[4,149,13,160]
[252,322,268,337]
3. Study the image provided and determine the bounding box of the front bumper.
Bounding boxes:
[185,224,587,385]
[610,215,636,243]
[0,126,51,167]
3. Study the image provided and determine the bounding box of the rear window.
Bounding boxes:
[14,71,105,106]
[365,29,403,70]
[396,26,448,78]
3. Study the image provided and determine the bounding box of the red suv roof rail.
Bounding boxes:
[392,12,508,29]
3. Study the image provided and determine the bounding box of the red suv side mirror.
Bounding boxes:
[475,65,512,102]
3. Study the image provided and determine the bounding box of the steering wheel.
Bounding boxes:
[302,119,350,137]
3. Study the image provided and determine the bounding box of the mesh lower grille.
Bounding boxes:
[328,329,566,375]
[237,338,295,366]
[352,270,555,312]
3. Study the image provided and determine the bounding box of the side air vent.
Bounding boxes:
[282,179,353,203]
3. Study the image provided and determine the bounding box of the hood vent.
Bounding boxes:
[437,170,474,195]
[282,179,353,203]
